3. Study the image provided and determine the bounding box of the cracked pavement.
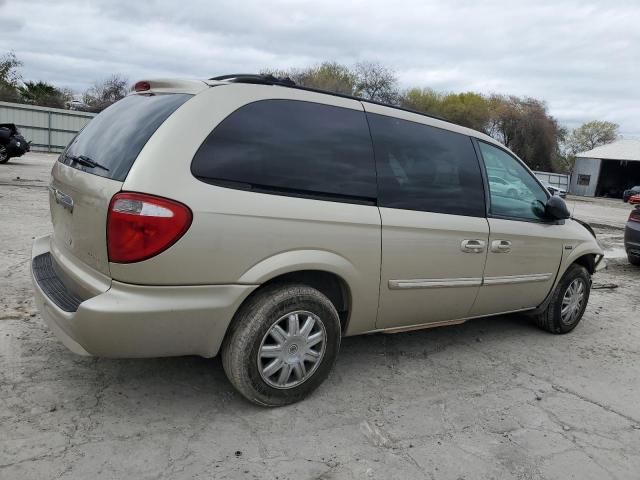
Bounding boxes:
[1,153,639,479]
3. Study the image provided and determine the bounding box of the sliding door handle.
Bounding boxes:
[461,239,486,253]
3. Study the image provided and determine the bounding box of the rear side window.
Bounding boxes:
[368,113,485,217]
[60,94,192,181]
[191,99,376,203]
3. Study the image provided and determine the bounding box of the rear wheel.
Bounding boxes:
[628,253,640,266]
[222,283,341,407]
[0,145,9,164]
[533,264,591,334]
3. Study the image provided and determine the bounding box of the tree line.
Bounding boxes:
[1,52,619,173]
[0,52,128,113]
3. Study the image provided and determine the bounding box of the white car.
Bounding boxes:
[487,175,526,198]
[544,183,567,198]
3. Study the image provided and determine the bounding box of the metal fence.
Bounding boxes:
[533,171,570,190]
[0,101,95,153]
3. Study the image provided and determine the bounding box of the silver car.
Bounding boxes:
[31,75,604,406]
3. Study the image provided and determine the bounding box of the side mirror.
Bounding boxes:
[545,196,571,220]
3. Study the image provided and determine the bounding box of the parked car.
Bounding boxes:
[625,206,640,266]
[0,123,30,164]
[543,182,567,198]
[623,186,640,202]
[629,194,640,205]
[487,175,527,198]
[31,75,604,406]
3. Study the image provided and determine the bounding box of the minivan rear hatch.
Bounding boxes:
[50,93,192,276]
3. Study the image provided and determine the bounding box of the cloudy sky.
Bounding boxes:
[2,0,638,135]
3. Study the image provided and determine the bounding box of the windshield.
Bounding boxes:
[59,93,192,181]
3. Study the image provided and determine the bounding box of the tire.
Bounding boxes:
[533,264,591,334]
[0,145,9,164]
[222,283,341,407]
[628,254,640,266]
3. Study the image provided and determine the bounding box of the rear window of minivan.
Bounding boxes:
[191,99,376,203]
[60,93,192,181]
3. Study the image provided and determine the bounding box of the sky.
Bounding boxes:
[1,0,639,136]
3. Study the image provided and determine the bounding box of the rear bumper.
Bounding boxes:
[31,235,257,358]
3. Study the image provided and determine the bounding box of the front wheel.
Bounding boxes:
[0,145,9,164]
[629,253,640,266]
[222,283,341,407]
[533,264,591,334]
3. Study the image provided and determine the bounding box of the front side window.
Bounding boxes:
[479,141,548,221]
[368,113,485,217]
[191,99,376,202]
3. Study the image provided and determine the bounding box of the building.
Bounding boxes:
[569,139,640,197]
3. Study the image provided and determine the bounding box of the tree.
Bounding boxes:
[263,61,400,102]
[354,62,399,104]
[18,81,70,108]
[0,51,22,102]
[400,87,442,114]
[293,62,357,95]
[400,89,490,132]
[565,120,619,154]
[487,95,564,171]
[83,75,129,112]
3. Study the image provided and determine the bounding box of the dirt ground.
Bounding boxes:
[1,153,639,480]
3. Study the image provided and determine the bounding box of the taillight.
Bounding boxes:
[134,80,151,92]
[107,192,192,263]
[629,208,640,224]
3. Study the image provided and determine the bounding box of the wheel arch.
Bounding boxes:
[236,250,358,333]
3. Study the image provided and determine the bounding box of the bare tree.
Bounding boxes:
[354,62,399,104]
[0,51,23,102]
[83,75,129,112]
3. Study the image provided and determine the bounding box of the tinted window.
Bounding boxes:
[368,113,485,217]
[192,100,376,202]
[60,94,192,181]
[478,141,548,220]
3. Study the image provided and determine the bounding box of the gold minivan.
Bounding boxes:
[32,75,604,406]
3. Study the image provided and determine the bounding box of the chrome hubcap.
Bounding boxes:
[561,278,585,325]
[257,311,327,389]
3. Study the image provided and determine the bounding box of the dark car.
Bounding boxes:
[625,206,640,266]
[0,123,30,164]
[623,186,640,202]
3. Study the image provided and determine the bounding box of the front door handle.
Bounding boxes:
[461,239,486,253]
[491,239,512,253]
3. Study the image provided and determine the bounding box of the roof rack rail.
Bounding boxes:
[209,73,457,128]
[209,73,296,86]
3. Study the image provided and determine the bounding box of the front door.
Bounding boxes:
[363,105,489,329]
[471,141,563,316]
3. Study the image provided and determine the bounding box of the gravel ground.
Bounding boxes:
[1,153,639,479]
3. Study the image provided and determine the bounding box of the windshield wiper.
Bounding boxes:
[67,154,110,172]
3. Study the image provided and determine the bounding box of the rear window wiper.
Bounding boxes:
[67,154,110,172]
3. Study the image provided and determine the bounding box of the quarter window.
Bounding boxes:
[479,142,548,221]
[191,99,376,202]
[368,113,485,217]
